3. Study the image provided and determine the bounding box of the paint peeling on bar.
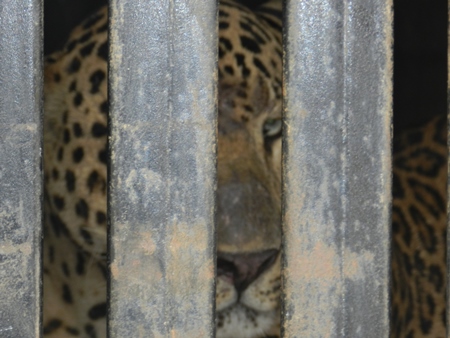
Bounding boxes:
[108,1,217,336]
[282,0,392,336]
[0,0,43,337]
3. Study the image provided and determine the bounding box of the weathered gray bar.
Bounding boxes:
[0,1,43,337]
[108,1,217,336]
[282,0,392,337]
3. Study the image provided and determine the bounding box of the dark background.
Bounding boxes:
[44,0,447,136]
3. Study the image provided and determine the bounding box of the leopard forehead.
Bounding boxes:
[218,1,282,122]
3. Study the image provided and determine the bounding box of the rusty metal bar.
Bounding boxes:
[0,0,43,337]
[108,1,217,336]
[282,0,392,337]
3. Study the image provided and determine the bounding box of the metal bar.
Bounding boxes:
[108,1,217,336]
[0,0,43,337]
[282,0,392,336]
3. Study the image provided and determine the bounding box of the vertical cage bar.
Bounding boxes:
[108,1,217,336]
[282,0,392,337]
[0,0,43,337]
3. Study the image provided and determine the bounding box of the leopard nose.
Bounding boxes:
[217,249,278,293]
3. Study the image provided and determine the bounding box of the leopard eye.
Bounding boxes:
[263,118,282,138]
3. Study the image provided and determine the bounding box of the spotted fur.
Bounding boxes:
[44,2,283,337]
[391,115,447,337]
[43,1,447,337]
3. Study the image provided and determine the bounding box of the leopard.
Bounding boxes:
[391,114,447,337]
[42,0,447,337]
[43,1,283,337]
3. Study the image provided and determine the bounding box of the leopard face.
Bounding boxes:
[43,2,283,337]
[215,2,283,336]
